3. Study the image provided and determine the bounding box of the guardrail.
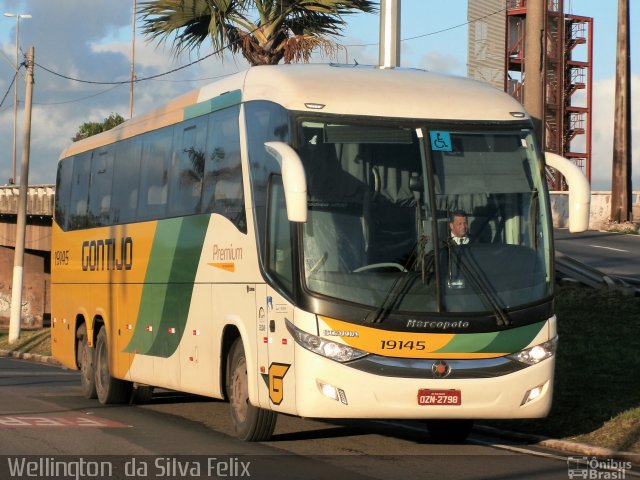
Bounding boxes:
[555,251,640,296]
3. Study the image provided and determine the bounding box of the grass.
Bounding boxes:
[1,284,639,452]
[0,328,51,356]
[600,220,639,235]
[488,284,640,453]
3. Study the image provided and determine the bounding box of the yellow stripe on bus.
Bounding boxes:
[207,262,235,272]
[319,316,457,358]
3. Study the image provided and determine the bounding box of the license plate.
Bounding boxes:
[417,389,461,406]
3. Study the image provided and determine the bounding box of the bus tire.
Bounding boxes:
[77,324,97,399]
[227,338,277,441]
[95,327,132,404]
[425,419,474,444]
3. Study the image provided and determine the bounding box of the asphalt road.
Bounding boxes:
[1,357,619,480]
[554,228,640,282]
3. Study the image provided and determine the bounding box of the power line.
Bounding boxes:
[34,83,123,105]
[33,71,240,107]
[0,72,18,109]
[34,48,220,86]
[31,8,506,88]
[343,5,508,47]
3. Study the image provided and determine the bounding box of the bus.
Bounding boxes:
[51,64,589,442]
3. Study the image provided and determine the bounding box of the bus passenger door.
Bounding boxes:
[260,175,297,413]
[256,286,296,414]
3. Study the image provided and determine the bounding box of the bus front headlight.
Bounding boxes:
[508,337,558,365]
[285,319,368,363]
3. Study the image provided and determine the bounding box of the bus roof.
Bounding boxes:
[61,64,529,159]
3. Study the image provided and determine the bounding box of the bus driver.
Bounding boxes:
[449,210,470,245]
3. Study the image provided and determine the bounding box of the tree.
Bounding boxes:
[72,113,126,142]
[139,0,377,66]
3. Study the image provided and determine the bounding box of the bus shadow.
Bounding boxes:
[270,418,433,444]
[149,390,215,405]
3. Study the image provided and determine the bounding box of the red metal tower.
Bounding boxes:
[505,0,593,190]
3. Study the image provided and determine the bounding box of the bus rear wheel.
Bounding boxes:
[77,324,97,399]
[425,419,474,444]
[227,338,277,441]
[95,327,132,404]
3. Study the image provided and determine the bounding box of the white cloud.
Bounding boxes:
[590,74,640,191]
[92,39,178,72]
[418,51,463,76]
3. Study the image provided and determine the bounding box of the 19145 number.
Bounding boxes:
[54,250,70,266]
[380,339,426,351]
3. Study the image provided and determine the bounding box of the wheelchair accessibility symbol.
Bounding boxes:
[430,131,452,152]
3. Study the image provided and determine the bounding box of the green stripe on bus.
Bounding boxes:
[184,89,242,119]
[144,218,183,282]
[434,331,499,353]
[435,321,545,354]
[477,321,546,354]
[125,215,210,357]
[147,215,210,357]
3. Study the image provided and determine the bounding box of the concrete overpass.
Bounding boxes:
[0,185,54,329]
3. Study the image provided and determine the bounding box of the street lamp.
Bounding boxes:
[3,12,31,185]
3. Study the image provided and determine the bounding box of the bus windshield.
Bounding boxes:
[297,119,552,315]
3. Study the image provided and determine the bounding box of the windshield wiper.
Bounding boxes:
[365,182,436,324]
[365,236,433,324]
[445,240,511,327]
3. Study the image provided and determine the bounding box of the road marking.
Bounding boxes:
[0,414,130,428]
[588,244,628,253]
[470,438,568,461]
[470,439,640,478]
[376,420,640,477]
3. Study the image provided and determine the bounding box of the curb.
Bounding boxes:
[475,425,639,466]
[0,349,60,366]
[2,350,638,465]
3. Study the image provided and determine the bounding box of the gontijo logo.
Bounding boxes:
[81,237,133,271]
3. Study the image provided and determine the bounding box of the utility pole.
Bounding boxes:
[3,12,31,184]
[523,0,544,150]
[379,0,401,68]
[610,0,632,223]
[130,0,137,118]
[8,47,34,344]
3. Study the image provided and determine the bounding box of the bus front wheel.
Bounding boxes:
[77,324,97,399]
[95,327,132,404]
[227,338,277,441]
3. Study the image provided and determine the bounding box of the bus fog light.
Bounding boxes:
[318,381,348,405]
[521,384,544,405]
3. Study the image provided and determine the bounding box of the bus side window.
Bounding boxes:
[68,152,91,230]
[138,128,172,221]
[54,158,74,230]
[202,105,245,231]
[266,175,293,293]
[111,138,141,224]
[169,116,208,216]
[87,147,114,227]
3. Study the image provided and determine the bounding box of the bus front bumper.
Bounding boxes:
[289,347,554,420]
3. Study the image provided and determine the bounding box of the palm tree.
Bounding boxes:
[139,0,377,66]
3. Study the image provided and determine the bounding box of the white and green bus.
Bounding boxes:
[52,64,589,442]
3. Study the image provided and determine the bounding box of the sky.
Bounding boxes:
[0,0,638,191]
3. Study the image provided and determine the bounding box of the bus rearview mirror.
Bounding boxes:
[544,152,590,233]
[264,142,308,222]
